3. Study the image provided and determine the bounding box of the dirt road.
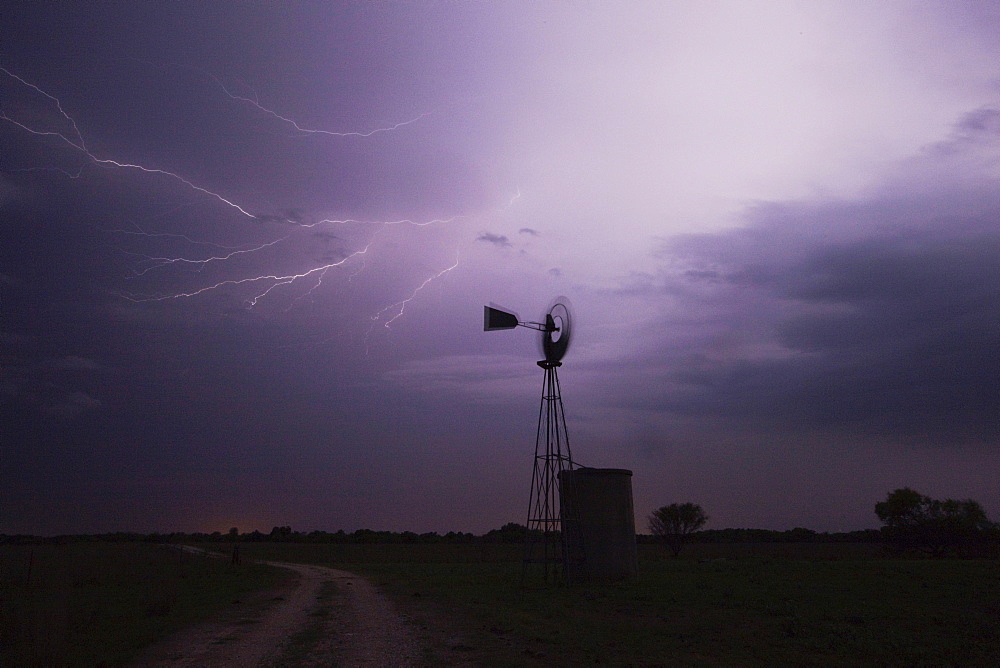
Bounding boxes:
[135,554,423,666]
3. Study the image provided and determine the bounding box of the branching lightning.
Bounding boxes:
[209,73,431,138]
[0,66,88,150]
[372,254,461,330]
[0,102,259,218]
[117,240,375,306]
[106,223,249,250]
[306,215,461,228]
[363,253,461,355]
[121,235,291,276]
[1,64,470,344]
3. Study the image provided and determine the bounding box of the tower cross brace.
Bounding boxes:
[522,359,576,581]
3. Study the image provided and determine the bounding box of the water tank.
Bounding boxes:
[560,467,637,582]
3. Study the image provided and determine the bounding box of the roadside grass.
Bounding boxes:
[10,541,996,665]
[232,542,1000,666]
[0,542,287,666]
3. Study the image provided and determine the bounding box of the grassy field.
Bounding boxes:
[232,542,1000,666]
[3,540,997,665]
[0,542,286,666]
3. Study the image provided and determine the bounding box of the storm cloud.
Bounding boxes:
[476,232,512,248]
[625,113,1000,445]
[4,2,1000,535]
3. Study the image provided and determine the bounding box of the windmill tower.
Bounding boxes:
[484,298,577,581]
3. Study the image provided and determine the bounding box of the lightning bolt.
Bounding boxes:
[307,215,460,228]
[0,66,88,150]
[118,240,375,306]
[1,64,473,340]
[363,254,461,355]
[119,235,291,276]
[209,72,431,138]
[0,102,258,219]
[506,186,522,209]
[376,254,461,329]
[104,222,249,251]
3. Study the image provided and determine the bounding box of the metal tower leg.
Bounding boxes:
[523,360,575,582]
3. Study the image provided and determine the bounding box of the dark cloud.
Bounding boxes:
[636,186,1000,444]
[0,273,24,288]
[40,355,101,372]
[41,391,102,419]
[256,209,307,225]
[954,107,1000,135]
[1,362,104,420]
[0,174,19,204]
[476,232,512,247]
[4,2,1000,534]
[0,331,30,347]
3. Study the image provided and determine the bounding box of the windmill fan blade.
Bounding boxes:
[540,297,572,362]
[484,305,520,331]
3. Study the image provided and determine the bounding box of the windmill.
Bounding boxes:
[484,297,577,581]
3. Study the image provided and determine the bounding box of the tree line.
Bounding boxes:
[4,488,997,554]
[649,488,999,558]
[0,522,534,546]
[2,522,882,547]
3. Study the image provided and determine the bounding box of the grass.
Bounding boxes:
[0,542,287,666]
[4,541,997,665]
[231,542,1000,666]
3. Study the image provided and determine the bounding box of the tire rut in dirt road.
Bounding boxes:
[135,559,422,667]
[316,568,423,667]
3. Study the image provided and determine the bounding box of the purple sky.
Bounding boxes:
[3,2,1000,535]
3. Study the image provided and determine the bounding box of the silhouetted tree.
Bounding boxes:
[875,488,995,557]
[482,522,530,543]
[269,526,293,542]
[649,503,708,557]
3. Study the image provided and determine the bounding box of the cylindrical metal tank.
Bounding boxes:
[559,467,637,582]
